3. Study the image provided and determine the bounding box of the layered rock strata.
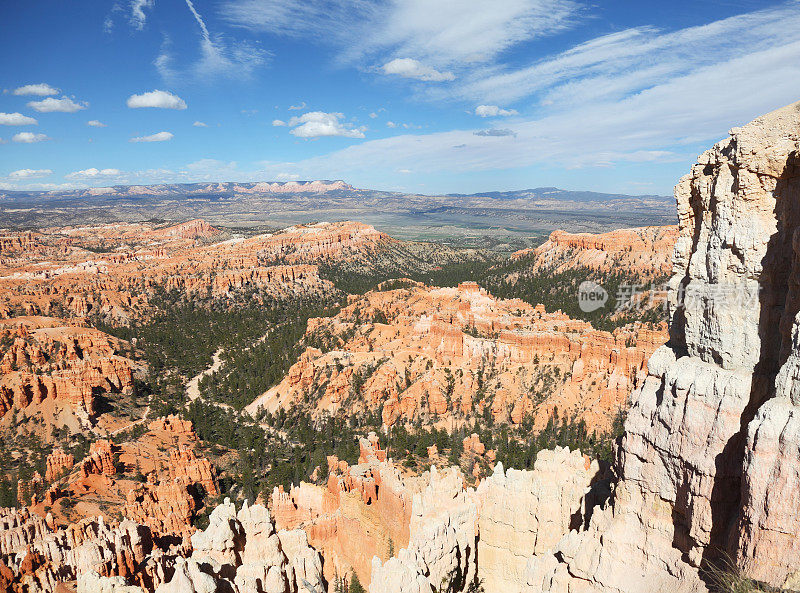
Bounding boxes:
[249,282,665,434]
[528,101,800,591]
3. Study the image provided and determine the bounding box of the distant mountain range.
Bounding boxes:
[1,180,670,203]
[0,180,675,246]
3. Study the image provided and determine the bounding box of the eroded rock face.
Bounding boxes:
[154,498,324,593]
[476,449,600,593]
[0,221,384,324]
[530,102,800,591]
[0,316,135,425]
[0,507,169,593]
[512,226,678,278]
[248,282,665,435]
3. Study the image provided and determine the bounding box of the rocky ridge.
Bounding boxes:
[248,281,665,434]
[0,220,387,322]
[512,226,678,278]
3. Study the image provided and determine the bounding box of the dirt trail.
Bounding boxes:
[186,348,224,401]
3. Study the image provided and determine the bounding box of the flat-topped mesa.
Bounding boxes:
[513,225,678,278]
[530,102,800,592]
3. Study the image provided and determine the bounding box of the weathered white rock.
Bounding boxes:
[476,448,599,593]
[158,498,324,593]
[78,571,145,593]
[530,101,800,592]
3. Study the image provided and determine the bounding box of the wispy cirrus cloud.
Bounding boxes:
[156,0,269,83]
[130,0,155,30]
[220,0,579,77]
[382,58,454,82]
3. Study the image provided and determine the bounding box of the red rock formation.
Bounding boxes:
[0,221,384,323]
[0,317,135,424]
[511,225,678,278]
[45,448,74,483]
[169,446,219,496]
[80,440,116,477]
[248,283,666,433]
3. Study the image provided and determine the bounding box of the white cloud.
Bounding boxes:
[285,112,365,138]
[386,121,397,128]
[0,112,38,126]
[7,169,53,179]
[13,83,59,96]
[127,90,187,109]
[275,172,300,180]
[12,132,50,143]
[272,119,287,126]
[27,96,87,113]
[157,0,269,83]
[288,101,306,110]
[87,120,107,127]
[369,112,378,118]
[65,168,123,180]
[130,131,174,142]
[451,5,800,105]
[222,0,579,70]
[475,105,518,117]
[130,0,154,30]
[193,120,209,127]
[382,58,454,82]
[474,128,517,137]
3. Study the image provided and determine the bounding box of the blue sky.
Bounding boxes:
[1,0,799,195]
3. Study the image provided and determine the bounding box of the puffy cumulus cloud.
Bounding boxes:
[12,132,50,143]
[87,120,107,127]
[272,119,287,126]
[382,58,454,82]
[65,168,123,180]
[130,131,174,142]
[192,120,208,127]
[0,112,38,126]
[475,105,518,117]
[288,101,306,110]
[286,112,365,139]
[7,169,53,179]
[28,96,88,113]
[474,128,517,137]
[126,90,187,109]
[13,83,59,96]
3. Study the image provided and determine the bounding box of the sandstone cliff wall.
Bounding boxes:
[528,101,800,592]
